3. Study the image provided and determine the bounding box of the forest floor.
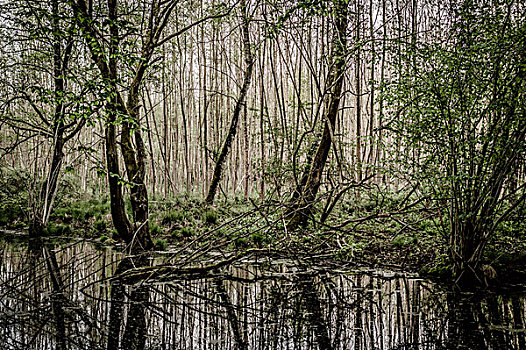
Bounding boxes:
[2,193,526,290]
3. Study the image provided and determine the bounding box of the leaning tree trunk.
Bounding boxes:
[205,0,254,205]
[288,0,349,230]
[29,129,64,236]
[105,108,133,241]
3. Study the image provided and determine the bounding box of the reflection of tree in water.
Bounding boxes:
[107,256,150,350]
[1,238,526,349]
[445,292,526,350]
[0,239,110,349]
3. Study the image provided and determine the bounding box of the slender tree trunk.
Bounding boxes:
[355,0,362,182]
[30,0,77,236]
[205,0,254,204]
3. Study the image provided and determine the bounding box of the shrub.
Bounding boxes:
[150,223,163,235]
[94,219,107,232]
[202,210,218,225]
[154,238,168,251]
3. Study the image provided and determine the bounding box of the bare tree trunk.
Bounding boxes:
[288,0,349,229]
[205,0,255,205]
[355,0,362,182]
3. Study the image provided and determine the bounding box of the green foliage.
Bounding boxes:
[53,197,110,224]
[154,238,168,251]
[337,239,365,260]
[169,227,194,239]
[249,233,266,246]
[202,210,218,225]
[234,237,249,248]
[150,222,163,235]
[385,2,526,279]
[392,234,418,248]
[93,219,107,232]
[161,210,186,226]
[180,227,193,237]
[0,167,30,226]
[43,223,72,236]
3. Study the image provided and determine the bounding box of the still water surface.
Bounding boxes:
[0,232,525,350]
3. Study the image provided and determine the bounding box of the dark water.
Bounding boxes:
[0,232,525,350]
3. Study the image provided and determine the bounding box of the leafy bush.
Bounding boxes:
[0,167,30,225]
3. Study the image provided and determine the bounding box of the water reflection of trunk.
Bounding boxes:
[122,284,148,350]
[324,275,344,349]
[42,245,68,350]
[483,294,507,348]
[511,296,525,348]
[410,279,420,347]
[446,293,487,349]
[107,256,149,350]
[298,274,332,350]
[215,278,248,350]
[27,241,68,350]
[354,275,362,350]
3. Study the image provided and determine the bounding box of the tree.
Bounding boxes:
[205,0,255,205]
[387,0,526,288]
[0,0,95,235]
[287,0,349,229]
[70,0,233,250]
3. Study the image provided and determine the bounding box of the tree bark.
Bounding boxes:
[288,0,349,229]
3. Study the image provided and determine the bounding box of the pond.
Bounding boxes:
[0,231,525,350]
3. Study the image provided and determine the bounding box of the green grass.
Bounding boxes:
[202,210,218,225]
[161,210,186,226]
[151,222,163,235]
[154,238,168,251]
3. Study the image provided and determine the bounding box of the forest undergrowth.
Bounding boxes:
[2,167,526,290]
